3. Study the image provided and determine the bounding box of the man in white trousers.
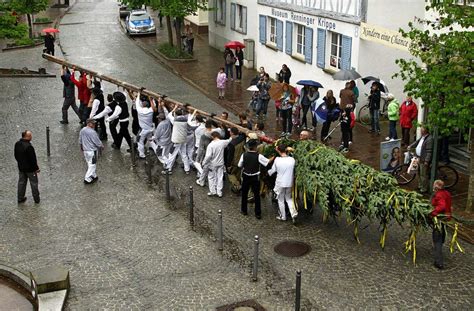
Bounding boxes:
[135,91,156,159]
[79,119,104,184]
[164,106,191,174]
[150,102,173,163]
[202,131,232,197]
[268,143,298,224]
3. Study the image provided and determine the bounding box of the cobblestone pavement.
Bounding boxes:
[1,0,473,310]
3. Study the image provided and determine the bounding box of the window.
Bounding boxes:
[231,3,247,34]
[330,32,342,69]
[268,17,277,45]
[294,24,305,56]
[215,0,226,25]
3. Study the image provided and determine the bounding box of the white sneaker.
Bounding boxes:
[207,192,216,196]
[196,179,205,187]
[217,193,223,198]
[389,138,395,142]
[276,216,287,221]
[385,137,390,141]
[348,141,353,145]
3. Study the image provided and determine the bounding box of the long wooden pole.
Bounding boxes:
[42,54,274,143]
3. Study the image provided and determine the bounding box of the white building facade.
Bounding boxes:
[208,0,427,114]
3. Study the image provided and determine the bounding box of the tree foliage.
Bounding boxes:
[394,0,474,137]
[9,0,49,15]
[122,0,208,18]
[0,2,28,39]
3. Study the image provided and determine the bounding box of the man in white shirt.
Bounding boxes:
[135,92,157,159]
[409,126,433,193]
[268,143,298,223]
[202,131,232,197]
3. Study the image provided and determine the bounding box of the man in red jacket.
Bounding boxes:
[430,179,452,270]
[70,69,91,125]
[399,96,418,146]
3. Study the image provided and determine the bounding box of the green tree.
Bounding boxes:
[10,0,49,38]
[0,3,28,39]
[394,0,474,211]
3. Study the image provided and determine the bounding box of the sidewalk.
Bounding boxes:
[128,15,472,241]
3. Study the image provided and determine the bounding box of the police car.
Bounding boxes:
[125,10,156,35]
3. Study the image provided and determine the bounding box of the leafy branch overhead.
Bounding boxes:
[122,0,208,18]
[394,0,474,137]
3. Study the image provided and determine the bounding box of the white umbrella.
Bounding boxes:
[246,85,259,92]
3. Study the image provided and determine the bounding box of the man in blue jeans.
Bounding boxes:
[368,82,381,134]
[256,74,271,117]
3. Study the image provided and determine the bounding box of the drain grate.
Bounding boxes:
[274,240,311,257]
[216,299,266,311]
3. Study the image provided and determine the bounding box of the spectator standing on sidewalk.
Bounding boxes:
[399,96,418,146]
[409,126,433,193]
[216,67,227,99]
[279,84,296,136]
[430,179,452,270]
[238,139,270,219]
[185,24,194,53]
[234,47,244,82]
[368,82,381,134]
[268,144,298,224]
[59,66,80,124]
[44,32,55,55]
[339,104,353,154]
[224,47,235,81]
[299,85,319,130]
[350,80,359,107]
[385,94,400,141]
[256,73,272,118]
[320,90,338,141]
[14,130,40,204]
[79,119,104,184]
[278,64,292,84]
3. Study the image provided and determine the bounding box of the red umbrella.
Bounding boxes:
[224,41,245,49]
[42,28,59,33]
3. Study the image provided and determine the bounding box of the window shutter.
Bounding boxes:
[230,3,236,30]
[285,21,292,55]
[276,20,284,51]
[222,0,226,25]
[341,35,352,70]
[317,28,326,68]
[304,27,313,64]
[242,6,247,34]
[214,0,217,23]
[259,15,266,44]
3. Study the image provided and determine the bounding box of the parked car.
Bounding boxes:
[125,10,156,35]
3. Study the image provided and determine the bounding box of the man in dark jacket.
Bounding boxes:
[278,64,292,84]
[60,66,80,124]
[409,126,433,193]
[368,82,381,134]
[14,130,40,204]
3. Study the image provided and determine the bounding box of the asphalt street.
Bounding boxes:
[1,0,473,310]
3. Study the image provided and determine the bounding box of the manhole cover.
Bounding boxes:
[216,299,265,311]
[274,240,311,257]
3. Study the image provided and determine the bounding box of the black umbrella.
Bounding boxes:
[332,69,361,81]
[296,80,324,88]
[361,76,389,92]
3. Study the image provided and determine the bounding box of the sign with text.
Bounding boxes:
[360,22,411,52]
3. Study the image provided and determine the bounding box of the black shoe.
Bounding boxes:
[240,211,248,216]
[292,215,297,225]
[255,215,261,220]
[368,129,375,133]
[60,120,69,124]
[84,180,92,184]
[126,149,132,153]
[111,143,119,149]
[434,263,444,270]
[34,198,40,204]
[18,197,27,203]
[91,176,98,184]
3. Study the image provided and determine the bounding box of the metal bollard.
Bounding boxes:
[252,235,259,282]
[295,270,301,311]
[165,172,170,201]
[46,126,50,157]
[130,136,136,167]
[218,210,223,251]
[189,186,194,226]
